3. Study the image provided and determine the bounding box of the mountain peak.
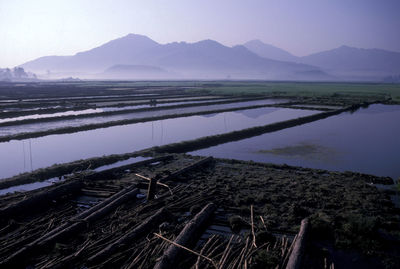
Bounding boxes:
[301,45,400,77]
[195,39,223,46]
[243,40,297,62]
[123,33,153,41]
[337,45,356,50]
[75,33,160,58]
[110,33,159,46]
[245,39,265,45]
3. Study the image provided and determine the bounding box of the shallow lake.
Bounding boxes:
[191,104,400,179]
[0,107,316,179]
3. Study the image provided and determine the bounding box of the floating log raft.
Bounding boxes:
[0,152,397,268]
[0,186,139,268]
[154,202,216,269]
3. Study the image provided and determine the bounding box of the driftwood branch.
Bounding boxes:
[285,218,309,269]
[154,202,216,269]
[154,233,218,268]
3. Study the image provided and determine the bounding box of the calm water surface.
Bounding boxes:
[0,99,288,136]
[192,104,400,179]
[0,99,233,123]
[0,107,315,179]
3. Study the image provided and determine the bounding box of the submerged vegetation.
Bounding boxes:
[257,142,338,161]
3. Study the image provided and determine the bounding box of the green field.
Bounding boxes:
[3,80,400,103]
[187,81,400,102]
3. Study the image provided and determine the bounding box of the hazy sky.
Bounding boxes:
[1,0,400,67]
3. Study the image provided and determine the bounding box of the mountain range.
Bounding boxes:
[243,40,400,81]
[21,34,400,81]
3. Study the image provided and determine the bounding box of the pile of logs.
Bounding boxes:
[0,154,313,268]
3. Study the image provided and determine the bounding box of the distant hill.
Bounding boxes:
[22,34,161,74]
[299,45,400,80]
[244,40,400,81]
[20,34,400,81]
[21,34,328,80]
[243,40,298,62]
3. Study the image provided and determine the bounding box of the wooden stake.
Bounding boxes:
[147,177,158,200]
[250,205,257,248]
[134,173,173,195]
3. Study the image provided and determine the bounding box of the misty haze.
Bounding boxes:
[0,1,400,268]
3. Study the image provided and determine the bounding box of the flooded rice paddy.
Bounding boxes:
[1,82,399,269]
[192,104,400,179]
[0,109,103,123]
[0,98,289,136]
[0,98,232,122]
[0,106,316,179]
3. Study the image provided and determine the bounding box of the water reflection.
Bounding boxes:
[20,139,34,172]
[0,107,316,179]
[192,104,400,179]
[0,99,289,137]
[0,109,104,124]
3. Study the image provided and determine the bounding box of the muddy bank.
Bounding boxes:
[0,152,148,189]
[0,94,223,115]
[0,153,398,268]
[0,96,230,121]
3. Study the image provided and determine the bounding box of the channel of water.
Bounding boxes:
[0,106,316,179]
[191,104,400,179]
